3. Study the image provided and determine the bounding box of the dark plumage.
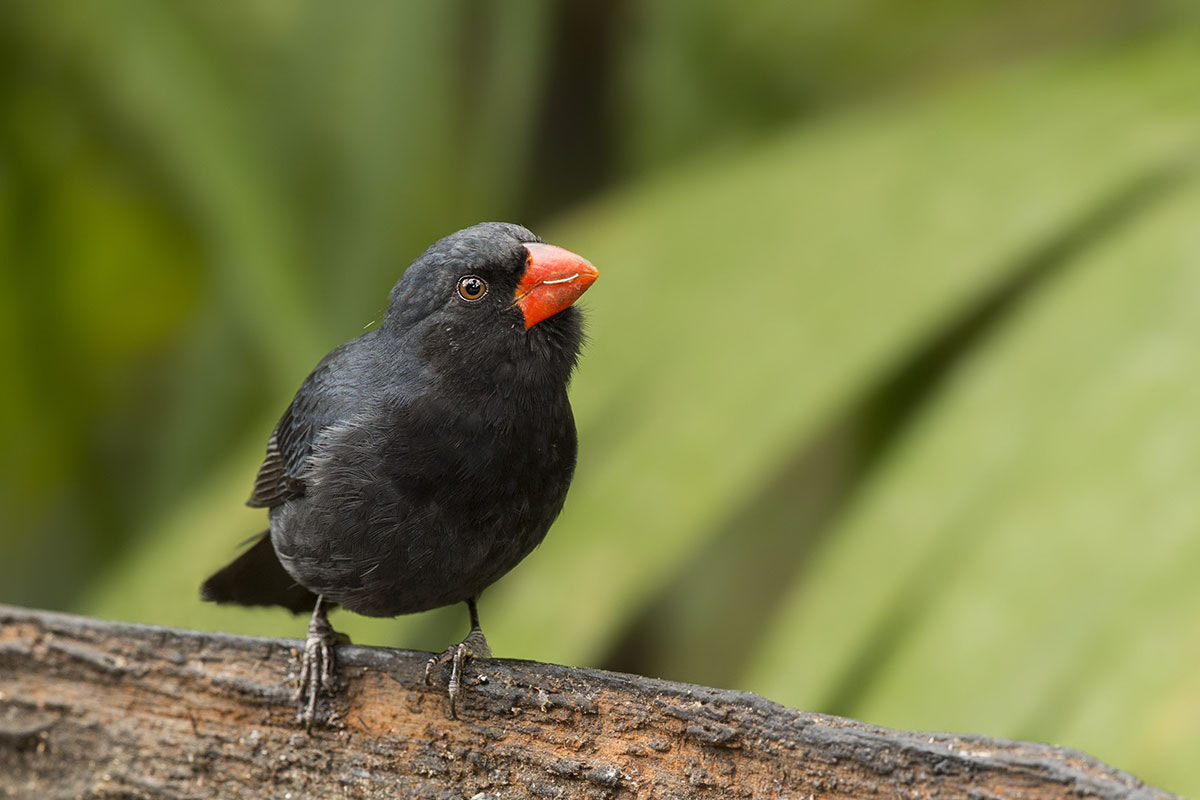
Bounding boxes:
[201,222,597,722]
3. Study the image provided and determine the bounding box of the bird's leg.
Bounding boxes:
[424,597,491,717]
[295,594,339,728]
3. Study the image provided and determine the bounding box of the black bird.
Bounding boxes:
[201,222,598,724]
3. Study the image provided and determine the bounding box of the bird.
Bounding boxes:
[200,222,598,725]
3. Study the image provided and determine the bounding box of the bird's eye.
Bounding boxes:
[457,275,487,302]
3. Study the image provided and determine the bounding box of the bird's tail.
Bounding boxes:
[200,531,318,614]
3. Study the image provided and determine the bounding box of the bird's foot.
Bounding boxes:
[424,626,491,718]
[294,596,343,728]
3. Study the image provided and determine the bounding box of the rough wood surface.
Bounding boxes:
[0,605,1174,799]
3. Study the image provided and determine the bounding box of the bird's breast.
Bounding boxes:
[271,385,577,617]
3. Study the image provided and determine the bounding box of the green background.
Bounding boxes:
[2,2,1198,794]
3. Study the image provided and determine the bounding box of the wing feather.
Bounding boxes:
[246,345,353,508]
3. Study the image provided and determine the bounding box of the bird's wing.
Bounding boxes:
[246,404,310,508]
[247,346,352,509]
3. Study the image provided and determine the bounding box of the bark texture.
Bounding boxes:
[0,605,1175,799]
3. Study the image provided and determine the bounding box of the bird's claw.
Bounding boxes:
[424,627,490,718]
[295,601,340,728]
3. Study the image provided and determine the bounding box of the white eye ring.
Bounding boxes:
[457,275,487,302]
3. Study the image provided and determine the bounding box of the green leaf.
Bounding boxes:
[745,171,1200,795]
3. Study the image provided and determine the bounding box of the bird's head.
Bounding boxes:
[383,223,598,381]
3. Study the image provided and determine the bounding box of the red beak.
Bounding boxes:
[516,243,599,329]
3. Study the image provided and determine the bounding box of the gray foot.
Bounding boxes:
[424,626,491,718]
[295,596,340,728]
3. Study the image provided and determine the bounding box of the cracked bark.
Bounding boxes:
[0,605,1176,799]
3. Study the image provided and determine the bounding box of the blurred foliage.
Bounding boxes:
[2,1,1199,795]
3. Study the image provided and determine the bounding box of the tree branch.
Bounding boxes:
[0,605,1174,799]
